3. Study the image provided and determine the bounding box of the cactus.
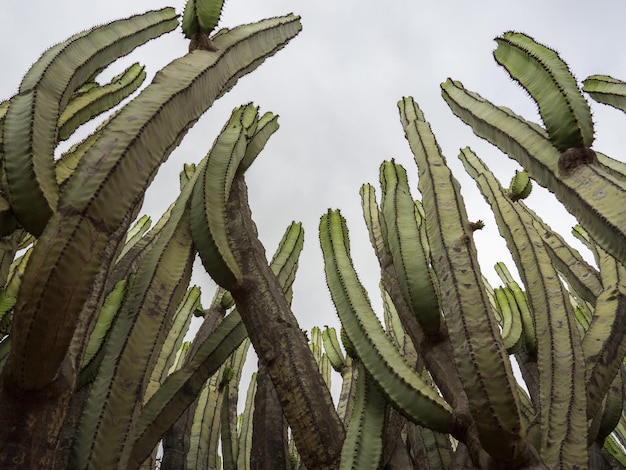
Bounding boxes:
[2,4,626,470]
[0,5,304,469]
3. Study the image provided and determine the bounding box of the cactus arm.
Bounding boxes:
[182,0,225,38]
[516,384,538,436]
[494,287,523,354]
[379,160,442,335]
[220,388,237,470]
[406,422,454,469]
[0,290,16,343]
[582,242,626,421]
[239,111,280,173]
[322,326,346,373]
[361,181,477,417]
[361,182,429,350]
[459,146,588,466]
[0,230,29,289]
[596,151,626,183]
[530,218,603,306]
[3,8,178,236]
[77,278,129,376]
[181,0,198,37]
[494,263,538,356]
[604,434,626,468]
[54,125,104,186]
[187,362,228,469]
[58,63,146,142]
[186,369,217,468]
[220,339,251,470]
[320,209,454,432]
[0,99,15,237]
[583,74,626,114]
[493,32,593,150]
[195,0,225,34]
[260,222,304,306]
[236,372,257,470]
[381,286,408,352]
[75,285,138,391]
[107,205,175,292]
[336,356,359,424]
[339,362,386,470]
[115,215,152,262]
[442,79,626,269]
[308,326,323,368]
[359,184,388,261]
[319,353,333,390]
[614,417,626,454]
[191,106,250,288]
[399,97,525,462]
[593,370,624,444]
[143,286,199,403]
[191,106,283,290]
[0,248,29,340]
[362,171,494,466]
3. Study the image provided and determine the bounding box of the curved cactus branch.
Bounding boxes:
[320,209,455,433]
[583,75,626,114]
[58,63,147,142]
[191,105,251,288]
[493,31,594,150]
[379,160,442,335]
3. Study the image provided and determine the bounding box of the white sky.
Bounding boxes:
[3,1,626,405]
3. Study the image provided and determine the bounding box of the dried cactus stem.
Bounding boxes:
[469,220,485,231]
[558,147,599,176]
[189,32,219,52]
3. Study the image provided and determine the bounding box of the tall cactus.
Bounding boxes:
[2,4,626,470]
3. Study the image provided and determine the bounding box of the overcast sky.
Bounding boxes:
[3,1,626,401]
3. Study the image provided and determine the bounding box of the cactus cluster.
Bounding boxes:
[1,3,626,469]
